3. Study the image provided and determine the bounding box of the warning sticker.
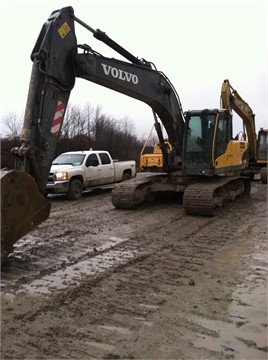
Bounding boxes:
[58,22,71,39]
[51,101,65,136]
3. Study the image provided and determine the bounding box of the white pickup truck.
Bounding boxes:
[46,150,136,200]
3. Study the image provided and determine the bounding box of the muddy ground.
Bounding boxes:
[1,179,267,360]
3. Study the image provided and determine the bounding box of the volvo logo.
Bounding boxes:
[101,63,139,84]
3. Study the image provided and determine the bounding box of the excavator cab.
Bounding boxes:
[257,129,268,162]
[183,109,248,176]
[257,128,268,183]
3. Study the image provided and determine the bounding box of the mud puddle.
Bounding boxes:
[21,247,136,295]
[1,235,133,295]
[1,181,267,360]
[191,251,268,359]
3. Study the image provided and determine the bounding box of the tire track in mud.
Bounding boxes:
[1,182,267,359]
[1,190,194,292]
[1,190,122,288]
[1,192,213,295]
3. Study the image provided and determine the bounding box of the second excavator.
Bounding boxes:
[221,79,267,183]
[1,6,263,261]
[140,80,267,181]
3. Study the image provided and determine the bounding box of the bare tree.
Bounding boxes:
[1,112,23,138]
[64,104,83,138]
[82,102,94,141]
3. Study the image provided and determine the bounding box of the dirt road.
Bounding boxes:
[1,180,267,360]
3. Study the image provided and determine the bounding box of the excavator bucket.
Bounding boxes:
[1,169,51,263]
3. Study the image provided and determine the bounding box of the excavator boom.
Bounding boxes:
[1,7,77,262]
[221,79,267,179]
[221,79,257,161]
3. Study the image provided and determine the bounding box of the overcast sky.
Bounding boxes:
[0,0,267,139]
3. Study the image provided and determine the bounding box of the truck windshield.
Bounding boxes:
[52,154,86,166]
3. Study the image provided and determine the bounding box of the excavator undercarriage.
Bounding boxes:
[111,172,251,216]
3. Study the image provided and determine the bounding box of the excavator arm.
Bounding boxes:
[1,6,185,261]
[221,79,257,163]
[13,7,77,193]
[221,79,268,182]
[74,48,185,162]
[16,6,185,184]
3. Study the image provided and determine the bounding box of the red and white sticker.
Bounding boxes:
[51,101,65,136]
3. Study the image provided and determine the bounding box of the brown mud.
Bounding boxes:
[1,180,267,360]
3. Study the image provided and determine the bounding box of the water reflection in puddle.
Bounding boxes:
[98,325,133,336]
[21,236,135,294]
[191,261,267,359]
[86,341,115,352]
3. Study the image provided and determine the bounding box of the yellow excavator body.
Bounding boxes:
[140,141,173,171]
[1,169,51,262]
[214,140,248,169]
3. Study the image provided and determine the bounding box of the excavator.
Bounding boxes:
[221,80,267,183]
[257,128,268,183]
[0,6,261,261]
[139,80,267,181]
[140,123,173,172]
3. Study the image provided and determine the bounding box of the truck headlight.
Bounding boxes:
[55,172,68,181]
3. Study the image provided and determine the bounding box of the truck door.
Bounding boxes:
[99,152,115,184]
[85,153,102,186]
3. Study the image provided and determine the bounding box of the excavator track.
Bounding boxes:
[183,176,251,216]
[112,174,252,215]
[112,173,163,209]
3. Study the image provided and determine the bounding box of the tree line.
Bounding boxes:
[1,103,157,169]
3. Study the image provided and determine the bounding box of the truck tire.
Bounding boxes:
[67,179,83,200]
[122,172,131,182]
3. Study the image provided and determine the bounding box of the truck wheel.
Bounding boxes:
[122,172,131,182]
[67,179,83,200]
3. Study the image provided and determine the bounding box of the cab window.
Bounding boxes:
[86,154,99,167]
[99,153,111,165]
[215,113,230,158]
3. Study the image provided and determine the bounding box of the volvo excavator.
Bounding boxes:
[221,80,267,183]
[1,6,260,261]
[139,80,267,181]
